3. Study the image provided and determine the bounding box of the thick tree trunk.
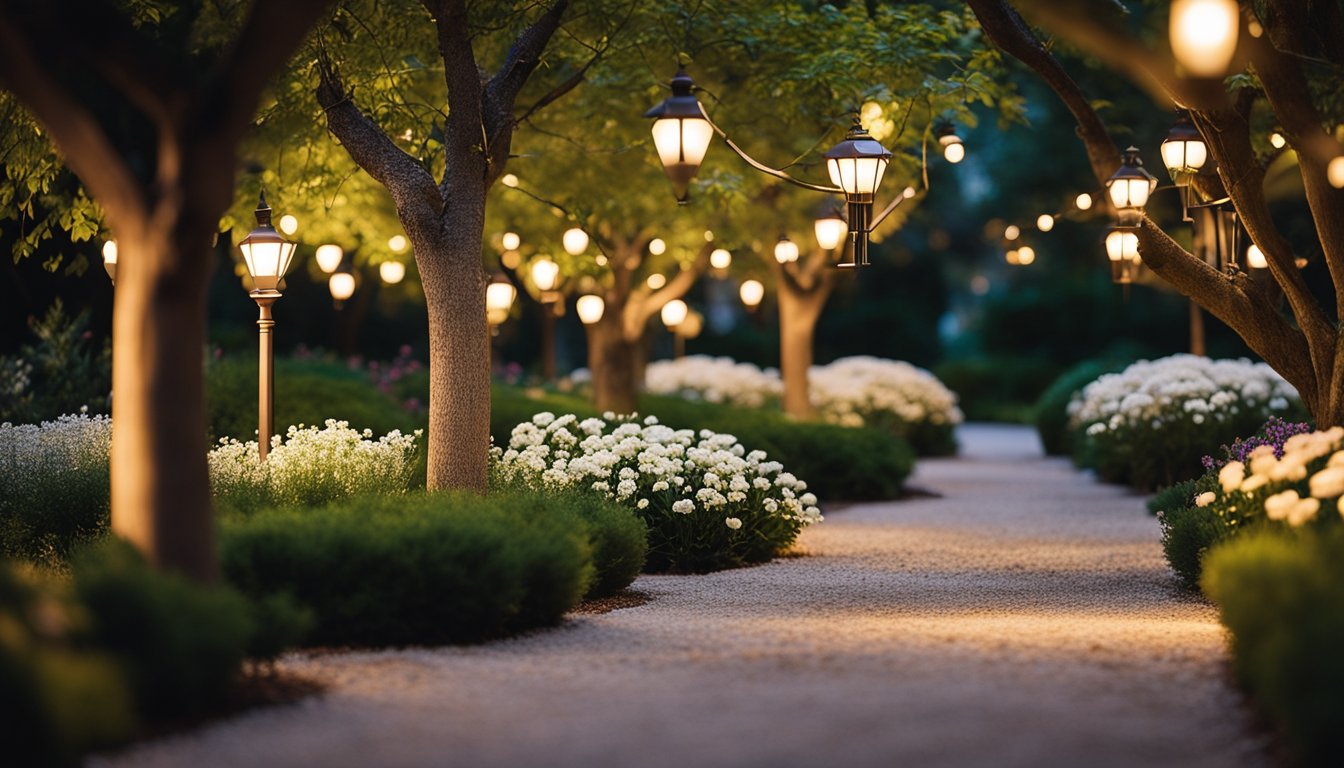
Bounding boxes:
[777,282,827,420]
[110,220,215,582]
[587,314,639,414]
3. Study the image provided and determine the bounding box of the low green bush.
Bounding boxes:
[0,299,111,425]
[220,491,593,646]
[1150,475,1233,590]
[933,356,1061,423]
[1034,359,1127,456]
[1203,528,1344,766]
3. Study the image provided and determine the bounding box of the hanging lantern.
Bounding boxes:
[486,275,517,326]
[1036,215,1054,232]
[646,273,667,290]
[739,279,764,309]
[773,236,799,264]
[646,68,715,204]
[328,271,356,304]
[314,244,344,274]
[1105,229,1142,283]
[1106,147,1158,226]
[501,232,521,251]
[648,238,667,256]
[814,203,847,251]
[936,123,965,164]
[1016,246,1036,265]
[388,235,409,254]
[660,299,688,329]
[562,227,589,256]
[1076,193,1093,211]
[710,248,732,270]
[1170,0,1240,78]
[379,261,406,284]
[1160,112,1208,179]
[278,214,299,236]
[531,256,562,303]
[576,294,605,324]
[825,118,893,268]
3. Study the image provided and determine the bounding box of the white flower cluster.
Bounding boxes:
[493,411,822,528]
[0,408,111,504]
[643,356,783,408]
[808,356,963,430]
[1200,427,1344,528]
[1069,354,1297,435]
[209,419,422,507]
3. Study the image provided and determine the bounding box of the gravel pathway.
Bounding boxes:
[95,424,1270,768]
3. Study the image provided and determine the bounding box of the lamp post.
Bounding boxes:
[1106,146,1158,227]
[238,191,297,461]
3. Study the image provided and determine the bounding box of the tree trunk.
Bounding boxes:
[110,220,216,582]
[1188,299,1206,357]
[777,282,827,420]
[587,313,639,414]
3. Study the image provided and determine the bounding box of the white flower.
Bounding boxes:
[725,517,742,530]
[1218,461,1245,493]
[1195,491,1216,507]
[672,499,695,514]
[1309,466,1344,499]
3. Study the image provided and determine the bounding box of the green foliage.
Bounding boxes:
[1034,358,1129,455]
[934,356,1062,423]
[1150,476,1232,589]
[0,561,135,768]
[1202,528,1344,765]
[205,356,419,443]
[220,491,594,646]
[0,299,111,424]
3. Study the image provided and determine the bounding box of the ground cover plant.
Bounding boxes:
[494,412,821,572]
[1069,355,1300,489]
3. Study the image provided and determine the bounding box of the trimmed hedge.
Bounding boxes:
[1203,528,1344,765]
[220,491,596,646]
[1033,359,1127,456]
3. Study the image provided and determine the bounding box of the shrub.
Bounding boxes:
[220,492,593,646]
[809,356,961,455]
[210,420,422,514]
[0,299,111,425]
[1070,354,1301,489]
[0,412,111,563]
[933,356,1061,423]
[1202,528,1344,765]
[1148,475,1231,590]
[644,355,782,408]
[495,412,822,573]
[1034,359,1127,456]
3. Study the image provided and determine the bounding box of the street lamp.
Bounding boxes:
[644,68,715,204]
[773,236,799,264]
[1170,0,1239,78]
[102,240,118,284]
[238,191,297,461]
[1105,228,1142,284]
[1160,112,1208,178]
[660,299,689,358]
[562,227,589,256]
[1106,146,1158,226]
[739,279,765,309]
[576,294,605,324]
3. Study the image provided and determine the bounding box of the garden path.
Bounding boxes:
[96,424,1269,768]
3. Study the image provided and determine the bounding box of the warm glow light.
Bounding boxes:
[704,230,714,242]
[1076,193,1093,210]
[646,273,667,290]
[739,279,764,308]
[660,299,688,328]
[102,240,118,264]
[486,281,517,314]
[1016,246,1036,265]
[329,272,355,301]
[380,261,406,284]
[502,232,521,251]
[815,216,847,251]
[501,173,519,188]
[1246,244,1268,269]
[1329,157,1344,188]
[1161,115,1208,176]
[1036,214,1054,232]
[1105,229,1140,262]
[1269,132,1286,149]
[1005,249,1020,265]
[943,141,965,164]
[531,257,561,291]
[651,117,714,169]
[315,244,343,273]
[278,215,299,236]
[1004,224,1020,241]
[1108,177,1152,209]
[562,227,589,256]
[903,186,917,199]
[576,294,605,324]
[649,238,667,255]
[595,254,608,266]
[1170,0,1240,78]
[774,237,799,264]
[388,235,409,254]
[710,248,732,270]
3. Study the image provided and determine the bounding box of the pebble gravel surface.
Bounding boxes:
[94,424,1271,768]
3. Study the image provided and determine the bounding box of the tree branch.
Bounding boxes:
[514,45,602,126]
[431,0,484,161]
[625,243,710,341]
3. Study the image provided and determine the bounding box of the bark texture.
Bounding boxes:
[969,0,1344,426]
[775,249,838,420]
[0,0,332,579]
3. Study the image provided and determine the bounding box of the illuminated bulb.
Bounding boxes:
[704,230,714,242]
[278,214,299,236]
[388,235,409,253]
[660,299,688,328]
[1016,246,1036,265]
[531,257,560,291]
[329,272,355,301]
[1269,132,1286,149]
[501,174,518,188]
[814,216,846,251]
[485,280,517,315]
[1037,214,1055,232]
[649,238,666,255]
[1076,193,1093,210]
[1328,157,1344,189]
[1005,249,1020,265]
[315,244,344,273]
[380,261,406,284]
[501,232,521,251]
[595,254,608,266]
[646,273,667,290]
[1004,224,1020,241]
[773,237,799,264]
[102,240,118,263]
[576,294,605,324]
[943,141,965,164]
[1105,230,1140,262]
[562,227,589,256]
[1246,244,1268,269]
[903,186,916,198]
[710,248,732,270]
[739,279,764,308]
[1169,0,1239,78]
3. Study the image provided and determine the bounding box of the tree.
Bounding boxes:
[0,0,331,580]
[967,0,1344,425]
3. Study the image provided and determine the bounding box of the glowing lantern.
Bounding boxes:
[576,294,605,324]
[379,261,406,284]
[1170,0,1239,78]
[1106,147,1158,225]
[314,244,344,274]
[739,279,764,308]
[710,248,732,270]
[646,69,715,203]
[562,227,589,256]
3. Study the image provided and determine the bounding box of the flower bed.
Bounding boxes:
[644,356,781,408]
[809,356,962,455]
[494,412,821,572]
[1069,354,1300,489]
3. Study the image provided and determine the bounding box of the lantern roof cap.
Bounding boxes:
[1109,146,1157,183]
[824,116,893,161]
[645,67,705,120]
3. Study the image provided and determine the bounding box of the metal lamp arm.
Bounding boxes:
[699,107,844,195]
[869,191,913,231]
